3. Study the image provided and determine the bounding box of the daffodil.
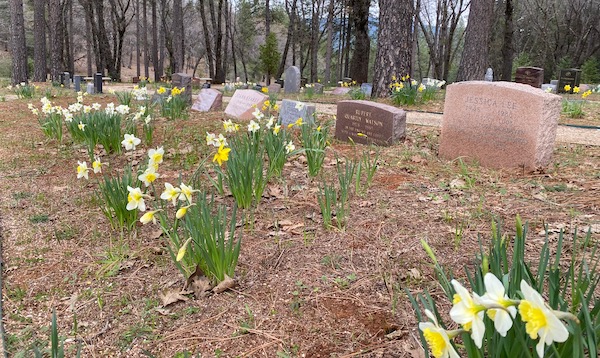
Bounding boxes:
[418,309,461,358]
[294,118,303,127]
[176,203,195,219]
[140,209,161,224]
[418,84,426,92]
[122,133,141,151]
[206,132,217,146]
[138,167,160,187]
[223,119,236,133]
[295,102,305,110]
[148,146,164,165]
[273,124,281,135]
[480,273,517,336]
[126,186,147,211]
[160,183,181,206]
[519,280,570,357]
[179,183,199,203]
[76,161,89,180]
[216,134,228,147]
[248,120,260,133]
[449,279,486,348]
[582,90,592,99]
[261,87,269,94]
[252,108,264,121]
[157,86,166,94]
[213,144,231,166]
[564,84,571,92]
[92,157,105,174]
[78,121,85,131]
[176,238,193,261]
[285,141,295,154]
[266,116,275,129]
[573,86,580,93]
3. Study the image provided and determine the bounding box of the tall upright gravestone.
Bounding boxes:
[284,66,301,93]
[172,73,193,104]
[439,81,561,170]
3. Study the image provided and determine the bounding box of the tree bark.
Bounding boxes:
[198,0,214,78]
[348,0,370,83]
[49,0,63,82]
[10,0,28,85]
[456,0,494,81]
[151,0,159,81]
[172,0,184,73]
[500,0,514,81]
[136,0,141,76]
[372,0,413,98]
[33,0,47,82]
[309,0,322,83]
[324,0,335,85]
[143,0,149,77]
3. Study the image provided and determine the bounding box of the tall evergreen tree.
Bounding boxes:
[456,0,494,81]
[33,0,47,82]
[10,0,28,85]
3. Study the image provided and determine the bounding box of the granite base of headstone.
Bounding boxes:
[335,100,406,146]
[172,73,193,104]
[278,99,316,126]
[284,66,301,93]
[515,67,544,88]
[224,89,269,120]
[360,83,373,97]
[331,87,351,95]
[557,69,582,93]
[191,88,223,112]
[267,83,282,94]
[94,73,103,93]
[439,81,561,170]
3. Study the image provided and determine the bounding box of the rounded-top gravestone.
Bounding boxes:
[284,66,301,94]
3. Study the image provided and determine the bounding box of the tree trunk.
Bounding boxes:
[143,0,149,77]
[456,0,494,81]
[85,5,93,76]
[277,0,297,79]
[500,0,514,81]
[172,0,184,73]
[265,0,270,37]
[309,0,322,83]
[213,0,226,83]
[349,0,370,83]
[372,0,413,98]
[324,0,335,85]
[49,0,63,82]
[136,0,141,76]
[33,0,47,82]
[151,0,159,81]
[10,0,28,85]
[198,0,214,78]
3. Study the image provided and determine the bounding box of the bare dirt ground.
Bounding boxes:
[0,84,599,357]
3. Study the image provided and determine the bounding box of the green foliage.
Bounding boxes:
[10,83,36,98]
[562,99,585,118]
[300,119,330,177]
[348,87,366,100]
[259,33,281,80]
[97,165,140,232]
[114,90,133,106]
[581,57,600,84]
[68,109,124,160]
[38,112,63,144]
[264,124,291,178]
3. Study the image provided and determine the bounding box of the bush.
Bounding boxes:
[581,57,600,84]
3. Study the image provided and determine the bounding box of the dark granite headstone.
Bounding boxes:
[515,67,544,88]
[191,88,223,112]
[284,66,301,93]
[557,69,582,93]
[335,100,406,146]
[73,75,81,92]
[94,73,103,93]
[171,72,193,104]
[278,99,316,125]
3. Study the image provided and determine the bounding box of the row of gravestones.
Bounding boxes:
[221,81,562,171]
[59,72,106,94]
[514,67,589,94]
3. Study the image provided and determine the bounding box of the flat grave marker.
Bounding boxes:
[191,88,223,112]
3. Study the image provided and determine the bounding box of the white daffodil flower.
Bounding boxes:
[126,186,146,211]
[140,210,161,225]
[76,161,89,180]
[206,132,217,146]
[252,108,264,120]
[480,273,517,337]
[285,141,295,154]
[138,167,160,187]
[248,120,260,133]
[121,133,141,151]
[449,279,486,348]
[92,157,105,174]
[160,183,181,206]
[148,146,164,165]
[178,183,199,204]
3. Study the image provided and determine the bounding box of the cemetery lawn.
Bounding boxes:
[0,88,599,357]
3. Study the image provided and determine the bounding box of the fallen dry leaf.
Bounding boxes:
[212,275,235,294]
[159,289,189,307]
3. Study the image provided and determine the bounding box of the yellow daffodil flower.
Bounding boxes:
[582,90,592,99]
[261,87,269,93]
[157,86,166,94]
[148,146,164,165]
[295,118,303,127]
[564,84,571,92]
[480,273,517,336]
[213,144,231,166]
[126,186,147,211]
[449,279,486,348]
[176,238,193,261]
[178,183,199,204]
[273,104,279,111]
[391,75,397,81]
[573,86,580,93]
[140,209,161,224]
[264,100,270,107]
[419,309,461,358]
[138,167,160,187]
[76,161,89,180]
[519,280,570,357]
[176,203,195,219]
[160,183,181,206]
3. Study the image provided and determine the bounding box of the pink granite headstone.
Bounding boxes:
[331,87,351,95]
[224,89,268,120]
[191,88,222,112]
[439,81,561,170]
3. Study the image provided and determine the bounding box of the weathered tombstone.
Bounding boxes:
[335,100,406,146]
[278,99,316,126]
[94,73,103,93]
[171,73,193,104]
[267,83,282,94]
[132,76,140,84]
[224,89,269,120]
[439,81,561,170]
[284,66,301,93]
[191,88,223,112]
[550,79,559,86]
[331,87,351,95]
[73,75,81,92]
[313,83,324,94]
[557,68,581,93]
[86,82,94,95]
[360,83,373,97]
[485,68,494,81]
[63,72,71,89]
[515,67,544,88]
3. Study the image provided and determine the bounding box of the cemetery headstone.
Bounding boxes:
[284,66,301,93]
[439,81,561,170]
[335,100,406,146]
[224,89,269,120]
[171,73,193,104]
[73,75,81,92]
[86,82,94,95]
[278,99,316,126]
[313,83,324,94]
[267,83,282,94]
[515,67,544,88]
[63,72,71,89]
[94,73,103,93]
[557,68,581,93]
[360,83,373,97]
[331,87,351,95]
[550,79,559,86]
[191,88,223,112]
[541,84,556,93]
[485,68,494,81]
